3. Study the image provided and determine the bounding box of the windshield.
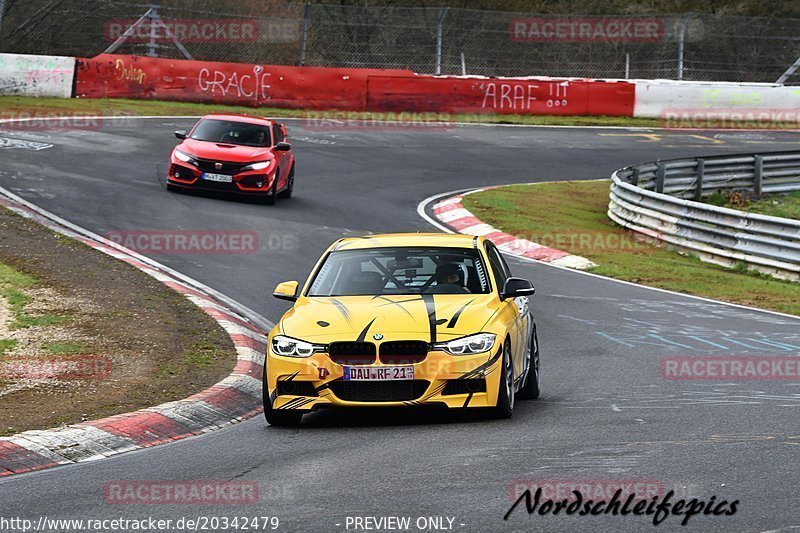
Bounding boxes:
[189,119,271,147]
[308,247,491,296]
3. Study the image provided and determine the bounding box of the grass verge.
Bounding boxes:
[44,341,89,355]
[462,180,800,316]
[0,339,17,356]
[0,96,663,128]
[706,190,800,221]
[0,263,65,329]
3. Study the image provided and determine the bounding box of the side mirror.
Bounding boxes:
[501,277,535,300]
[174,130,187,140]
[275,141,292,151]
[273,280,299,302]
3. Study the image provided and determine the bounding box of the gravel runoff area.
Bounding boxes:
[0,206,237,435]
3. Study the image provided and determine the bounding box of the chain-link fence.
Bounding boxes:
[1,0,800,83]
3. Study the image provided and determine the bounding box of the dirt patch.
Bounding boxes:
[0,207,238,435]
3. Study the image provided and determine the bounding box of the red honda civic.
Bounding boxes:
[166,114,295,204]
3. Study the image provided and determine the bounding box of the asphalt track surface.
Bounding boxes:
[0,119,799,533]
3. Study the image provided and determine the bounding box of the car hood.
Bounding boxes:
[179,138,272,162]
[278,294,499,343]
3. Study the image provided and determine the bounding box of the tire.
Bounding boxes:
[262,370,302,427]
[517,324,540,400]
[491,341,515,419]
[263,172,278,205]
[278,164,294,199]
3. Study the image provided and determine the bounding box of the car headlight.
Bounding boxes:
[433,333,496,355]
[272,335,323,358]
[242,160,271,171]
[174,150,196,164]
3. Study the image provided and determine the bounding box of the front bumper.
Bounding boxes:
[167,162,276,195]
[266,348,504,411]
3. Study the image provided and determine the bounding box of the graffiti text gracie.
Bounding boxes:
[198,66,271,102]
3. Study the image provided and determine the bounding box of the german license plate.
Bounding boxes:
[343,366,414,381]
[202,172,232,183]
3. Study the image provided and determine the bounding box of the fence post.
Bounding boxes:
[677,13,691,80]
[0,0,6,37]
[147,0,159,57]
[298,3,309,66]
[656,162,666,193]
[754,155,763,197]
[435,7,449,75]
[695,158,705,201]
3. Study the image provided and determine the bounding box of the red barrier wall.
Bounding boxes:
[76,54,415,110]
[75,54,635,116]
[366,76,634,116]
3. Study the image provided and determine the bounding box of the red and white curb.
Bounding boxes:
[430,189,596,270]
[0,187,271,477]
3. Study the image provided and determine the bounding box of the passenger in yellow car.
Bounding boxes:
[429,263,469,294]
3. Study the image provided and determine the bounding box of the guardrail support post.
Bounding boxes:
[754,155,763,197]
[631,167,640,186]
[695,158,705,201]
[656,162,666,193]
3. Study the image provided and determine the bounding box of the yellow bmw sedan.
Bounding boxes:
[263,233,540,426]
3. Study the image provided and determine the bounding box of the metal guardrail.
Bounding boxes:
[608,150,800,281]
